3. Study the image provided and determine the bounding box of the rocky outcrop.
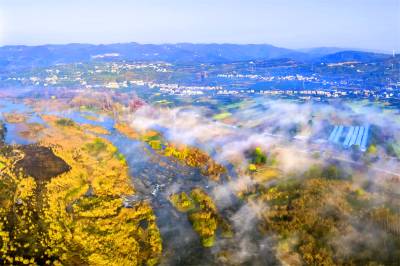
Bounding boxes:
[0,122,6,144]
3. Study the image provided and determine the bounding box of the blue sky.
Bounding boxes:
[0,0,399,51]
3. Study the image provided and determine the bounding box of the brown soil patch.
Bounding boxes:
[15,145,71,181]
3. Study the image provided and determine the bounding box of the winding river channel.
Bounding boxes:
[0,98,269,265]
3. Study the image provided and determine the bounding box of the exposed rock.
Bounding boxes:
[0,122,6,144]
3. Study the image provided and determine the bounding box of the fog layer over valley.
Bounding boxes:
[0,87,399,265]
[115,93,400,264]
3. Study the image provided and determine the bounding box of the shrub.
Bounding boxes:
[55,118,75,127]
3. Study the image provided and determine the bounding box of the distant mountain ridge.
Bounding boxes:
[298,47,355,57]
[319,50,391,63]
[0,42,391,70]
